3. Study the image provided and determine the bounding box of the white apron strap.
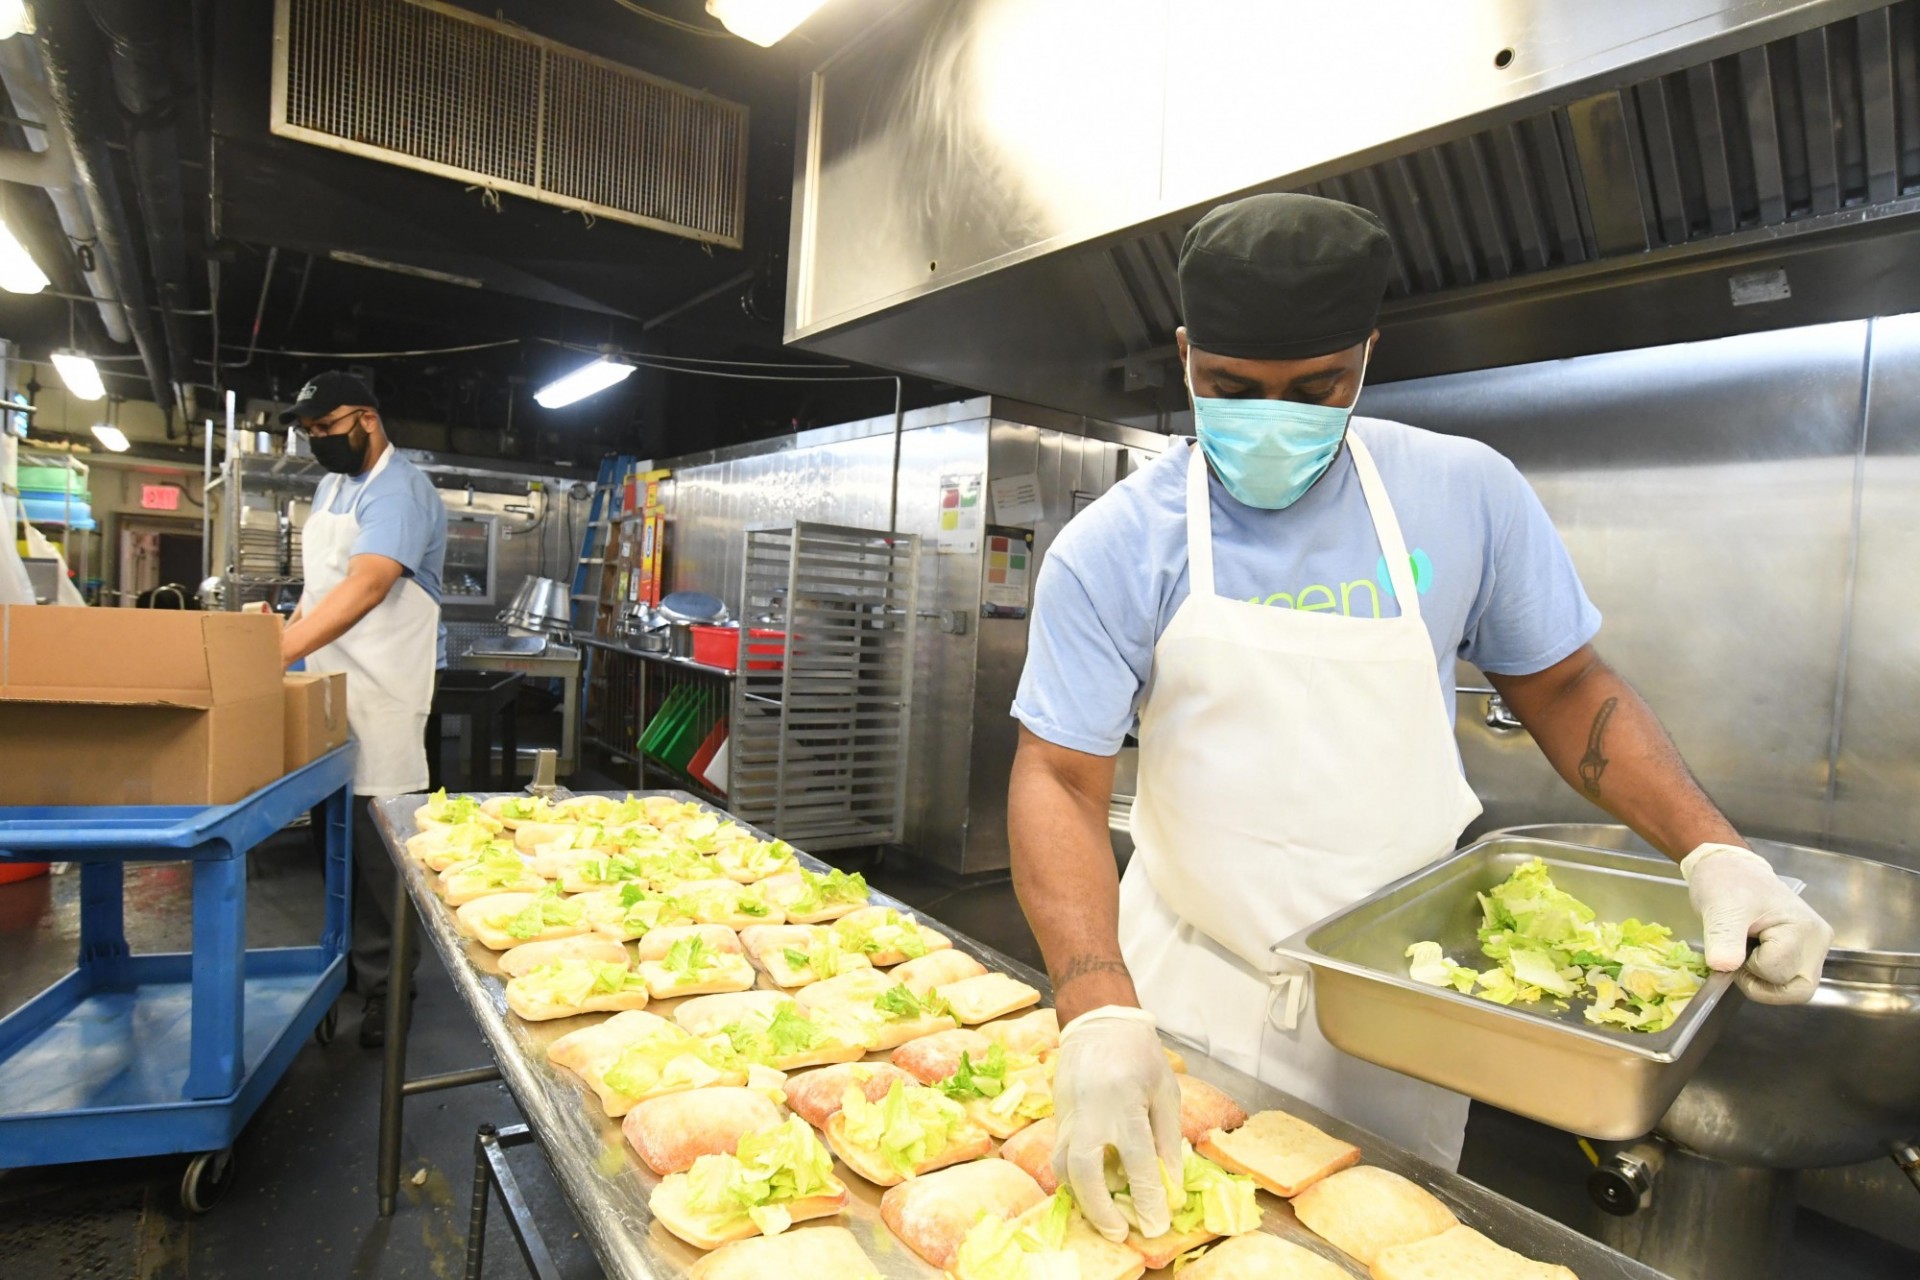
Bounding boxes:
[1345,432,1422,621]
[1184,440,1218,598]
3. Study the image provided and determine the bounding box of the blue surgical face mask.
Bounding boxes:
[1188,346,1370,509]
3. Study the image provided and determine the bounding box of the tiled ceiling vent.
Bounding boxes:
[271,0,749,247]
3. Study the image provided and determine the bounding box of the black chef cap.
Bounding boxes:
[1178,193,1394,361]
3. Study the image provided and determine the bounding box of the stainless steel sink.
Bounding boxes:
[1492,824,1920,1169]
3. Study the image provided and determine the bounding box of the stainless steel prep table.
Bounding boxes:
[371,791,1668,1280]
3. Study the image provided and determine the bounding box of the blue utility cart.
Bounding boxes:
[0,746,354,1212]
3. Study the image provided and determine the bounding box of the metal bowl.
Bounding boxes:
[498,575,573,638]
[1493,824,1920,1167]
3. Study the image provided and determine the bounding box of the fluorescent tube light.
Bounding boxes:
[0,215,48,293]
[705,0,829,47]
[91,423,129,452]
[51,351,106,401]
[533,356,634,409]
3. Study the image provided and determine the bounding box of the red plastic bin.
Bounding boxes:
[0,862,48,885]
[689,625,786,670]
[689,625,787,670]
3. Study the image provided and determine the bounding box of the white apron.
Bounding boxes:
[299,445,439,797]
[1120,430,1483,1166]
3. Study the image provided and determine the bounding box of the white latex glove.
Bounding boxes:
[1050,1006,1184,1243]
[1682,843,1833,1005]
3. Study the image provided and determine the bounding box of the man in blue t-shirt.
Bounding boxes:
[280,371,447,1047]
[1009,194,1833,1242]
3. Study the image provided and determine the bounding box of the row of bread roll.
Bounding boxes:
[415,790,807,893]
[1176,1105,1579,1279]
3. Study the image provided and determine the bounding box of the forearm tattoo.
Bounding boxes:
[1052,953,1131,992]
[1579,696,1619,798]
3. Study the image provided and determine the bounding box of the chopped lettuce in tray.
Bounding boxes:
[1406,857,1709,1033]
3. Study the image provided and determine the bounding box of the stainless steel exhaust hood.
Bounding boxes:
[786,0,1920,425]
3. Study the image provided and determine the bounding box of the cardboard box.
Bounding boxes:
[0,606,286,807]
[284,671,348,772]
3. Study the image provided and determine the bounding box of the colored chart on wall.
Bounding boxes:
[935,471,984,554]
[981,526,1034,618]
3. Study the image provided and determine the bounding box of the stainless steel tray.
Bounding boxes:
[1273,836,1742,1140]
[375,798,1670,1280]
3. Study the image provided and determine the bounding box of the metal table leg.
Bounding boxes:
[501,703,519,788]
[464,1123,561,1280]
[377,857,415,1217]
[469,710,489,794]
[375,810,502,1218]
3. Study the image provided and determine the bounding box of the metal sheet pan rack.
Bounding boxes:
[369,787,1669,1280]
[0,747,356,1211]
[733,521,919,850]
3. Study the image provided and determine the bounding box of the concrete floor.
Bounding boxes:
[1,760,1914,1279]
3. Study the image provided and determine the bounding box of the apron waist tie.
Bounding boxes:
[1266,969,1308,1032]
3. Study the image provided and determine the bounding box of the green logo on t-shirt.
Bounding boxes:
[1245,549,1432,617]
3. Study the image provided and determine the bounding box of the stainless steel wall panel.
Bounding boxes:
[1360,321,1871,846]
[653,399,1154,874]
[660,416,987,866]
[1828,311,1920,868]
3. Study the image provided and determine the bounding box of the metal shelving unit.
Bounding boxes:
[733,521,918,850]
[580,639,733,804]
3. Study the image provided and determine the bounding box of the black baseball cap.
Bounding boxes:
[1178,193,1395,361]
[279,370,379,425]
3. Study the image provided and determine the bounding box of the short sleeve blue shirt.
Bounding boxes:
[1011,418,1601,757]
[320,447,449,666]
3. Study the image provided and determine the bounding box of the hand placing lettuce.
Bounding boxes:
[1107,1144,1261,1240]
[1406,858,1709,1032]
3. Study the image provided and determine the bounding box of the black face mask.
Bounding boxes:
[309,421,370,474]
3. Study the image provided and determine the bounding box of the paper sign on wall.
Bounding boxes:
[935,472,984,554]
[990,473,1044,526]
[981,526,1034,618]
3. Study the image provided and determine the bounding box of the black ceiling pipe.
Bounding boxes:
[84,0,196,419]
[25,1,173,413]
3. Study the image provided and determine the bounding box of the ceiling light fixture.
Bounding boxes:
[704,0,829,47]
[90,423,129,452]
[51,350,106,401]
[533,356,635,409]
[0,215,48,293]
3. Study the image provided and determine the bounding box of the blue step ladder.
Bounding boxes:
[571,454,635,639]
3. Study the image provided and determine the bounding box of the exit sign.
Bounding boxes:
[141,484,181,511]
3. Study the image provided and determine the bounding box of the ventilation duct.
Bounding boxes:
[270,0,749,248]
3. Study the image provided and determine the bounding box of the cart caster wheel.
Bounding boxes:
[181,1148,236,1215]
[315,1005,339,1046]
